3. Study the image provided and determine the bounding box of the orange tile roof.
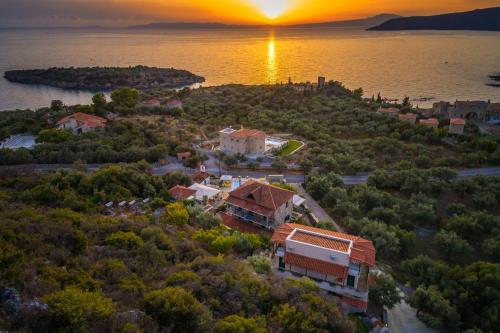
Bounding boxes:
[191,171,210,183]
[229,128,266,139]
[290,230,351,252]
[226,180,294,217]
[220,213,272,236]
[284,252,348,280]
[272,223,376,267]
[169,185,196,200]
[57,112,107,128]
[450,118,466,125]
[342,296,368,311]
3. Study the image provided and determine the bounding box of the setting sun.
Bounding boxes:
[250,0,291,19]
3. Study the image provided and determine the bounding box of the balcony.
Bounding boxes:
[227,205,273,228]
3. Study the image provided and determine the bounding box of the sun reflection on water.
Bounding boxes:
[267,34,278,83]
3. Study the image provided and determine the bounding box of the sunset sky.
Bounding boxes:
[1,0,499,27]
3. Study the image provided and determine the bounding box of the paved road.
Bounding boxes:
[386,292,437,333]
[295,184,344,232]
[1,163,500,186]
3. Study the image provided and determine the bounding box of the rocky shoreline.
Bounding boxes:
[4,66,205,91]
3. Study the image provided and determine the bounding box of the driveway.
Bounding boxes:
[386,293,437,333]
[295,184,344,232]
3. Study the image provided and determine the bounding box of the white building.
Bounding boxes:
[271,223,376,313]
[189,183,221,202]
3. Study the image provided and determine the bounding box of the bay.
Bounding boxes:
[1,27,499,110]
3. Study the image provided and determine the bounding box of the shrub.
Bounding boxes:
[161,202,189,226]
[144,287,211,331]
[247,255,271,274]
[106,231,143,250]
[44,287,115,333]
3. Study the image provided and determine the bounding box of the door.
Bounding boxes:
[278,256,285,270]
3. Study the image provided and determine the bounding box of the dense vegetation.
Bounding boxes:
[306,168,500,332]
[4,66,205,90]
[0,165,355,332]
[2,82,499,171]
[1,82,500,332]
[0,93,200,165]
[178,83,500,173]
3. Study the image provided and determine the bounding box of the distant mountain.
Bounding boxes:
[288,14,400,28]
[130,22,243,29]
[368,7,500,31]
[130,14,400,30]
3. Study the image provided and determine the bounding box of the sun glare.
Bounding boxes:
[251,0,290,19]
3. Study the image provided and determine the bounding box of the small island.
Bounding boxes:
[4,66,205,91]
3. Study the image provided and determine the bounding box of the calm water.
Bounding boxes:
[1,28,500,110]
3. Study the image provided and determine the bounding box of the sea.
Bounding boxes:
[1,27,500,111]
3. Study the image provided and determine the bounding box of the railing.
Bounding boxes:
[228,207,272,228]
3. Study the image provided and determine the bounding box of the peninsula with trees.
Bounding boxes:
[4,66,205,91]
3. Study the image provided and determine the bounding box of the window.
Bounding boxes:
[347,275,356,288]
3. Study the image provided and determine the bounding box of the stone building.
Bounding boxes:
[219,128,266,156]
[222,180,294,230]
[57,112,107,134]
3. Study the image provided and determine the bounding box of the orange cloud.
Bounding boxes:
[1,0,499,27]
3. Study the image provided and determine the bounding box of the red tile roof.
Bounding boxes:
[144,98,161,105]
[220,213,272,236]
[272,223,376,267]
[226,180,294,217]
[169,185,196,200]
[378,107,400,114]
[229,128,266,139]
[192,171,210,184]
[167,99,183,106]
[342,296,368,311]
[398,113,417,120]
[57,112,107,129]
[420,118,439,125]
[284,252,348,281]
[450,118,466,125]
[290,230,351,252]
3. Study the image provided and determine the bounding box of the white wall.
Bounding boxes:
[285,235,350,267]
